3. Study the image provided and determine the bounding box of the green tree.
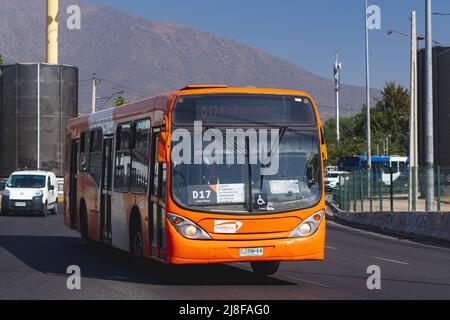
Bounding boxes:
[371,82,410,155]
[114,95,126,107]
[0,54,3,65]
[324,82,410,165]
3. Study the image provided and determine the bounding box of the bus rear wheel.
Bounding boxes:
[80,205,90,247]
[130,219,144,268]
[250,261,281,276]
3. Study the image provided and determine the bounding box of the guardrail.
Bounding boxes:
[326,197,450,242]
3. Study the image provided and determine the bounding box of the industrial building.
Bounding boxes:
[418,46,450,169]
[0,63,78,177]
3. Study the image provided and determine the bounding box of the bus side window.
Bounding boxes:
[399,161,407,173]
[151,132,160,196]
[89,129,103,185]
[79,132,89,172]
[115,123,132,192]
[131,119,151,194]
[65,134,71,174]
[151,128,166,200]
[393,161,399,174]
[161,163,167,201]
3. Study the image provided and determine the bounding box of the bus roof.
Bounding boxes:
[68,85,317,128]
[175,85,313,98]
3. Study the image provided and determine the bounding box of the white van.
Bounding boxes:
[1,171,59,216]
[324,171,349,193]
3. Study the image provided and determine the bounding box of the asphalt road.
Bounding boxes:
[1,204,450,300]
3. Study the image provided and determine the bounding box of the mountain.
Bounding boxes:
[0,0,378,119]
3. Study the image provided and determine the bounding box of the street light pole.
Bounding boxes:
[409,11,419,211]
[365,0,372,197]
[334,53,342,144]
[385,135,391,156]
[385,136,388,156]
[91,73,97,114]
[425,0,435,211]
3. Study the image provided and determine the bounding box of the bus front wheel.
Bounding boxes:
[250,261,281,276]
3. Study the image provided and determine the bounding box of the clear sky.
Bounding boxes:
[86,0,450,89]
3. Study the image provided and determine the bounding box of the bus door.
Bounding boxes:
[100,135,114,242]
[149,129,167,258]
[69,139,79,229]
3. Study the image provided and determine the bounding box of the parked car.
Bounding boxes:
[325,171,349,193]
[0,171,58,216]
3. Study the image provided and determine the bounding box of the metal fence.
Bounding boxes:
[331,167,450,212]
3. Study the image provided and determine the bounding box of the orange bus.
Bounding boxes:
[64,85,327,275]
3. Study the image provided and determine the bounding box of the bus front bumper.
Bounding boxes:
[167,223,326,264]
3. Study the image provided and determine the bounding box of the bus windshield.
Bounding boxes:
[171,130,321,214]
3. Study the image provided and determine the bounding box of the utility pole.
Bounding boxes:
[365,0,372,197]
[425,0,434,211]
[91,73,97,113]
[334,53,342,144]
[37,63,41,170]
[409,11,419,211]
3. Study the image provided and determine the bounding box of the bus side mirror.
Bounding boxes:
[320,125,328,161]
[321,144,328,161]
[157,131,169,164]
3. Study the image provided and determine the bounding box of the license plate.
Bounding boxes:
[15,202,26,207]
[239,247,264,257]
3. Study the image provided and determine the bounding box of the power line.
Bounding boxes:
[101,82,148,99]
[101,78,149,97]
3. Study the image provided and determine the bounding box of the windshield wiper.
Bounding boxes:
[259,126,287,189]
[245,136,253,213]
[279,126,288,142]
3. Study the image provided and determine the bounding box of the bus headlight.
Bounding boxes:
[290,210,324,238]
[168,213,211,240]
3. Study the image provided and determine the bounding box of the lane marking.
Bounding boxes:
[327,221,400,241]
[371,256,409,265]
[326,245,338,250]
[279,275,331,288]
[327,220,450,253]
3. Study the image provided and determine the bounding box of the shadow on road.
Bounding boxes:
[0,235,294,286]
